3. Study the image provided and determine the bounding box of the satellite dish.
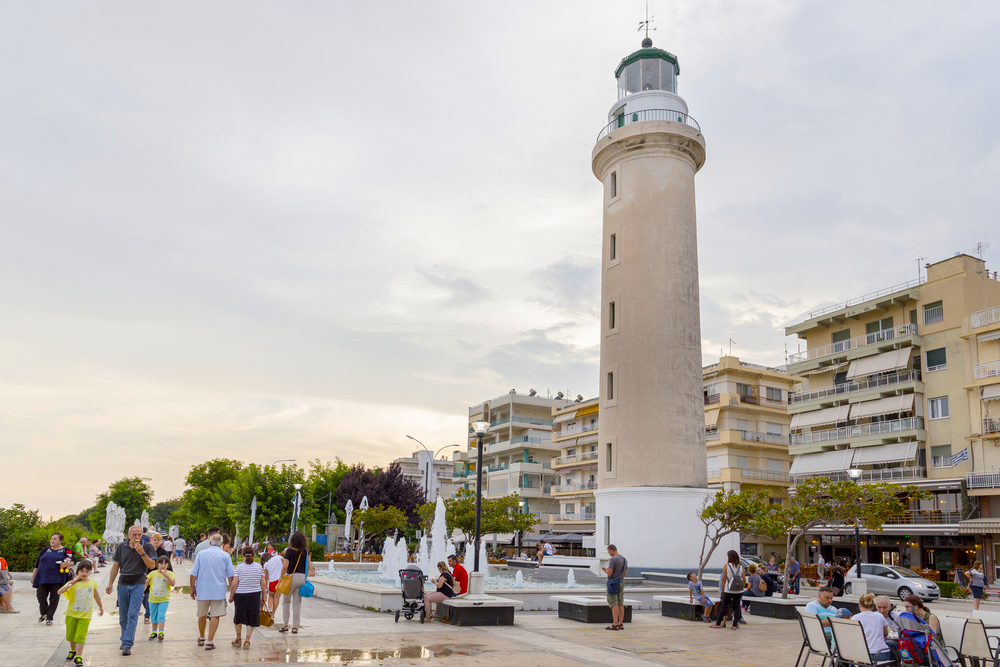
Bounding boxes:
[556,392,564,399]
[529,389,537,396]
[576,394,584,401]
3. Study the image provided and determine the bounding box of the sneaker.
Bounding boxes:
[73,658,82,667]
[122,647,131,656]
[149,632,158,640]
[65,651,76,661]
[158,632,165,641]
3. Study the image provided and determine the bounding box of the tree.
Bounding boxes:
[336,463,426,525]
[696,488,777,581]
[149,498,182,530]
[302,458,351,526]
[227,463,306,544]
[353,505,408,550]
[772,478,927,598]
[89,477,155,533]
[175,459,244,534]
[419,489,539,540]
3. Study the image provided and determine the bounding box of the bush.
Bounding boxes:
[1,519,100,572]
[937,582,969,599]
[308,540,325,562]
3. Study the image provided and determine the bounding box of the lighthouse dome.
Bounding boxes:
[615,39,679,100]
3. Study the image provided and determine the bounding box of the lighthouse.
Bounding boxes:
[592,37,732,569]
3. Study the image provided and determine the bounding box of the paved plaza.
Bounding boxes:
[0,563,810,667]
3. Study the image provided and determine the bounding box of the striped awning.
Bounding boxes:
[983,384,1000,403]
[959,518,1000,535]
[845,349,912,380]
[850,394,915,419]
[791,404,851,429]
[788,448,854,475]
[798,363,849,377]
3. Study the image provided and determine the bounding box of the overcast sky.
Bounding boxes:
[3,2,999,519]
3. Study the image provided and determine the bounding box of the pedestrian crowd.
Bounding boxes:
[23,525,316,659]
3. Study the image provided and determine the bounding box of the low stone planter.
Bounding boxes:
[550,595,637,624]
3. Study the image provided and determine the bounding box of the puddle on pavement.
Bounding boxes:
[173,586,190,594]
[249,645,486,663]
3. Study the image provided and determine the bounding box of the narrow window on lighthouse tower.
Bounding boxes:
[610,171,617,198]
[607,371,615,400]
[609,301,616,330]
[609,233,617,260]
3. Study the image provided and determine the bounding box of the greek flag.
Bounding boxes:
[951,448,970,466]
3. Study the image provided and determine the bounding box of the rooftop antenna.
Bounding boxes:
[638,1,656,42]
[914,257,926,283]
[729,338,736,356]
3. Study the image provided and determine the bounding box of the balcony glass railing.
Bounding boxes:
[972,306,1000,329]
[790,370,921,404]
[793,466,926,483]
[557,423,599,437]
[552,451,599,465]
[975,361,1000,380]
[555,511,596,521]
[553,482,598,493]
[490,416,554,428]
[791,417,923,445]
[741,468,790,482]
[787,324,918,364]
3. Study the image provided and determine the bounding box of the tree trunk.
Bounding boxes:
[780,532,802,600]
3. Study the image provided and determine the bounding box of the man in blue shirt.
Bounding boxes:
[805,586,850,649]
[787,557,801,594]
[189,534,234,651]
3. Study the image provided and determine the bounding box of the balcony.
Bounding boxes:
[885,510,962,525]
[973,306,1000,329]
[735,430,786,446]
[706,430,720,441]
[788,324,918,364]
[738,393,788,408]
[707,468,721,478]
[791,417,924,445]
[485,436,552,455]
[557,423,598,438]
[741,468,791,482]
[790,370,921,405]
[596,108,701,142]
[554,510,596,522]
[968,472,1000,489]
[793,466,926,483]
[487,461,552,473]
[986,418,1000,435]
[704,393,720,405]
[490,416,554,428]
[975,360,1000,380]
[553,481,598,493]
[552,451,599,466]
[805,279,924,321]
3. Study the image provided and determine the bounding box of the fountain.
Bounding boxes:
[429,496,448,570]
[515,570,523,587]
[327,559,335,572]
[416,536,428,576]
[378,536,395,577]
[567,569,576,586]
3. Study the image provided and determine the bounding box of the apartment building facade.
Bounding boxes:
[456,390,577,540]
[786,254,1000,576]
[703,356,799,558]
[549,398,600,535]
[390,449,459,504]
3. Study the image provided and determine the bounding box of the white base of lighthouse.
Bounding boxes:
[594,486,737,571]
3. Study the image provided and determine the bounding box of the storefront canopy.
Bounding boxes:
[850,394,915,419]
[845,348,912,379]
[790,405,851,430]
[959,518,1000,535]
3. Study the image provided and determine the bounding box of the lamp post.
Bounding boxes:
[470,420,490,595]
[847,468,863,580]
[406,435,461,502]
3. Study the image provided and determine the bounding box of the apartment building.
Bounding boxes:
[785,253,1000,575]
[703,356,799,558]
[390,449,459,503]
[456,389,577,540]
[549,398,600,536]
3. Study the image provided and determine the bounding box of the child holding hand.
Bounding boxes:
[146,555,175,641]
[57,560,103,666]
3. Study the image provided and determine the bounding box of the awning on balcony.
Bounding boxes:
[982,384,1000,403]
[850,394,915,419]
[850,441,918,466]
[959,518,1000,535]
[798,363,849,377]
[790,404,851,429]
[705,408,719,429]
[979,331,1000,343]
[553,412,577,425]
[845,348,912,379]
[789,448,854,475]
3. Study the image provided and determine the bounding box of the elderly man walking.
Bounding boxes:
[189,534,234,651]
[603,544,628,631]
[105,525,157,656]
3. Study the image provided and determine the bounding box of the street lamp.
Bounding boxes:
[406,435,461,501]
[847,468,863,580]
[470,420,490,594]
[272,459,296,466]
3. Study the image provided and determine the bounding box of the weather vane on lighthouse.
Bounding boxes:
[638,1,656,41]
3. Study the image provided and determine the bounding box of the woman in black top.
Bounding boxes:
[830,565,846,597]
[423,561,456,619]
[279,531,309,634]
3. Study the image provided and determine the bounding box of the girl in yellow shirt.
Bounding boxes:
[57,561,103,666]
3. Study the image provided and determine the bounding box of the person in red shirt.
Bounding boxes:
[447,555,468,595]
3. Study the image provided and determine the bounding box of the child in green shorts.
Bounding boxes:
[145,555,175,640]
[57,560,103,665]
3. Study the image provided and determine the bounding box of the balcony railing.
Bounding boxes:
[790,370,922,404]
[704,393,720,405]
[557,423,598,437]
[972,306,1000,329]
[793,466,926,483]
[707,468,721,478]
[735,430,786,446]
[787,324,918,364]
[807,278,924,319]
[555,511,596,522]
[597,108,701,142]
[986,418,1000,435]
[975,360,1000,380]
[741,468,791,482]
[706,430,720,441]
[490,416,554,428]
[790,417,924,445]
[553,482,599,493]
[923,305,944,325]
[968,471,1000,489]
[552,451,599,466]
[885,510,962,525]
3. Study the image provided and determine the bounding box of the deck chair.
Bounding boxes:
[829,617,895,667]
[795,609,835,667]
[957,619,1000,667]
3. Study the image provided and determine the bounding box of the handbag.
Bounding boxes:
[299,554,314,598]
[607,577,621,595]
[275,550,302,596]
[259,608,275,627]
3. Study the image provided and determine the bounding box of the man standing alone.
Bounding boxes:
[603,544,628,631]
[817,553,826,582]
[189,534,234,651]
[105,525,157,656]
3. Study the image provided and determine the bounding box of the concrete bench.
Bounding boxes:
[438,596,522,626]
[654,595,716,622]
[549,595,638,624]
[655,594,853,621]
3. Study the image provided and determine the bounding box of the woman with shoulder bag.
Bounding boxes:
[711,550,746,631]
[830,564,845,597]
[278,531,309,634]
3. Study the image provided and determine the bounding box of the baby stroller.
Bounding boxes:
[395,565,427,623]
[896,611,957,667]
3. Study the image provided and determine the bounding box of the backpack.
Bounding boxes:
[897,630,929,666]
[726,564,744,593]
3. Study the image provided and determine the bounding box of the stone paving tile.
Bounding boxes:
[1,562,804,667]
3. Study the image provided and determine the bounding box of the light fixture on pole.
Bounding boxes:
[469,420,490,596]
[272,459,296,466]
[846,468,863,580]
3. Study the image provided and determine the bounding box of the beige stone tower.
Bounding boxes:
[592,38,728,569]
